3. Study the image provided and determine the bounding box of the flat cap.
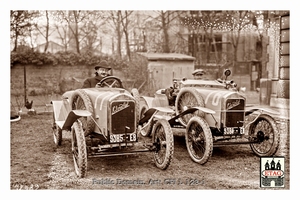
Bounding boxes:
[192,69,205,75]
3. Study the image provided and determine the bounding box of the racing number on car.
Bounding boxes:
[205,91,222,106]
[205,91,235,107]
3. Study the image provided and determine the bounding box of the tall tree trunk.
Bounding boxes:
[121,11,132,61]
[75,22,80,54]
[124,30,131,61]
[116,11,122,58]
[43,11,49,53]
[13,33,18,52]
[162,26,170,53]
[231,30,240,73]
[69,11,81,54]
[211,30,219,63]
[204,29,211,64]
[161,11,170,53]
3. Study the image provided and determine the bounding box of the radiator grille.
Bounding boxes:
[225,99,245,127]
[111,101,135,134]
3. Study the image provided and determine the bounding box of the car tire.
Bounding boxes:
[70,89,95,136]
[249,114,280,157]
[71,121,87,178]
[52,113,62,146]
[152,119,174,170]
[185,116,213,164]
[175,87,205,127]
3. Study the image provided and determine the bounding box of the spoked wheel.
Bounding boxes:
[249,114,279,157]
[175,88,205,127]
[52,113,62,146]
[71,121,87,178]
[152,119,174,169]
[71,89,94,136]
[97,76,123,88]
[185,116,213,164]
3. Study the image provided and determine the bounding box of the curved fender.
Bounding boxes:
[191,106,216,114]
[138,107,174,125]
[153,106,174,113]
[168,106,215,125]
[245,106,280,116]
[61,110,92,130]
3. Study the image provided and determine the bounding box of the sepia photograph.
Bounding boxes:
[7,0,295,196]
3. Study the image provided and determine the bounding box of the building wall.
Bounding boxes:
[147,60,194,91]
[268,11,290,109]
[35,41,64,53]
[265,11,289,160]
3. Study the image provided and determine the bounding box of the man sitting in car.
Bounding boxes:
[192,69,206,80]
[82,60,111,88]
[164,79,182,106]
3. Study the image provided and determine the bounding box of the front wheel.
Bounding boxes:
[53,124,62,146]
[71,121,87,178]
[152,119,174,169]
[185,116,213,164]
[71,89,95,136]
[249,114,279,157]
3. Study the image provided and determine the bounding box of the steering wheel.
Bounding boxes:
[96,76,123,88]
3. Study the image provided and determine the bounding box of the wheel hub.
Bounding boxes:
[256,131,265,142]
[154,140,161,152]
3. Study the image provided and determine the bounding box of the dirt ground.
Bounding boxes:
[10,112,290,190]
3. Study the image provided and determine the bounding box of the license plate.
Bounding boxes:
[109,133,137,143]
[224,127,244,135]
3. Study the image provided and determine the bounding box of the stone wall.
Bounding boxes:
[275,119,290,157]
[10,64,126,96]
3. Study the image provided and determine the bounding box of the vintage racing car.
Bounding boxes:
[51,76,174,178]
[138,69,280,164]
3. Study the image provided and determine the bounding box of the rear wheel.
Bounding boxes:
[175,88,205,127]
[249,114,279,156]
[52,113,62,146]
[71,121,87,178]
[152,119,174,169]
[185,116,213,164]
[71,89,94,136]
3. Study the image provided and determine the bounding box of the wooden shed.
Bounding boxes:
[138,53,195,91]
